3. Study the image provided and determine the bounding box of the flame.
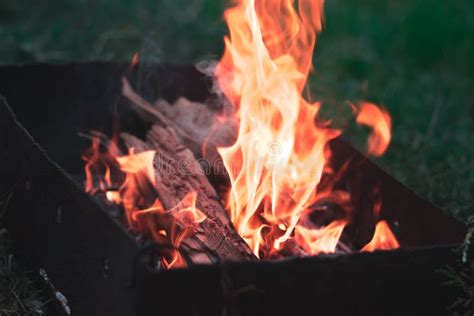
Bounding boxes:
[162,191,206,269]
[83,0,400,264]
[116,149,157,226]
[116,150,207,268]
[295,220,347,255]
[216,0,395,258]
[130,191,206,269]
[82,133,122,193]
[116,149,156,186]
[361,220,400,252]
[216,0,343,258]
[131,52,139,67]
[83,138,206,269]
[356,102,392,157]
[106,191,122,204]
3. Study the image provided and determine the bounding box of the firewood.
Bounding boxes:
[121,78,238,169]
[121,128,256,264]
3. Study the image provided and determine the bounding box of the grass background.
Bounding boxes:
[0,0,473,313]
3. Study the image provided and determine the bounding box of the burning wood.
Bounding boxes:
[82,0,400,268]
[0,64,466,314]
[212,0,396,258]
[122,127,255,264]
[82,129,255,268]
[122,77,237,174]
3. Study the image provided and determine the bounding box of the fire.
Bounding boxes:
[81,133,120,193]
[105,191,121,204]
[216,0,397,257]
[356,102,392,157]
[131,52,139,67]
[116,149,157,227]
[82,138,206,269]
[216,0,339,258]
[295,220,348,255]
[83,0,400,265]
[129,191,206,269]
[361,221,400,252]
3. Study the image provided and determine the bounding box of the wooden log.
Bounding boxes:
[122,78,237,170]
[121,128,256,265]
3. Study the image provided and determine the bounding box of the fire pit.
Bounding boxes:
[0,62,466,315]
[0,0,467,315]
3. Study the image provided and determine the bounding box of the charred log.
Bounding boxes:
[122,127,256,265]
[122,78,237,172]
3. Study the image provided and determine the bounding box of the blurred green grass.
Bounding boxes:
[0,0,473,218]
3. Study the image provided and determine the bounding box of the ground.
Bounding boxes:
[0,230,45,315]
[0,0,473,314]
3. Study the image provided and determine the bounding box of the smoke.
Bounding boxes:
[195,59,234,116]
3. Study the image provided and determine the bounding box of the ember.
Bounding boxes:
[82,0,399,268]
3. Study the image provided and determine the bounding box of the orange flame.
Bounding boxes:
[81,134,120,193]
[116,149,157,226]
[216,0,344,258]
[82,136,101,193]
[216,0,395,258]
[83,138,206,269]
[116,149,156,185]
[84,0,400,263]
[361,220,400,252]
[116,150,207,268]
[356,102,392,157]
[295,220,348,255]
[130,192,206,269]
[162,191,206,268]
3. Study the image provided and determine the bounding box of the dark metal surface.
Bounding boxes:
[0,63,211,176]
[0,62,467,315]
[136,246,461,315]
[0,97,139,315]
[328,138,466,248]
